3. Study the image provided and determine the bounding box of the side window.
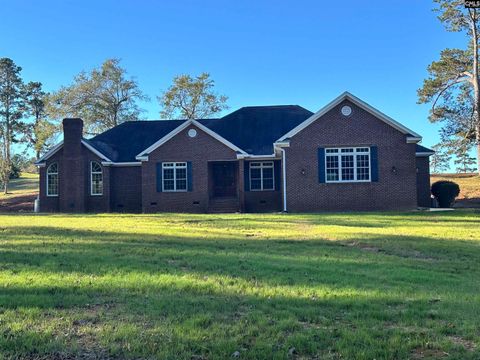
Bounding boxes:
[90,161,103,196]
[250,162,274,191]
[325,147,371,183]
[162,162,187,192]
[46,163,59,196]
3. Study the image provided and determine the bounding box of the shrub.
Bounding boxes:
[9,163,20,180]
[431,181,460,208]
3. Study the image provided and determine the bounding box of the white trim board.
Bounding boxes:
[276,91,422,143]
[135,119,248,160]
[81,140,111,162]
[101,161,142,167]
[35,141,64,165]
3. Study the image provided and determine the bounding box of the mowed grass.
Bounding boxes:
[0,212,479,359]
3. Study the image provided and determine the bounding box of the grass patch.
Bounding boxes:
[0,211,479,359]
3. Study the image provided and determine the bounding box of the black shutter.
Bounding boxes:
[318,148,326,183]
[370,146,379,182]
[244,161,250,191]
[274,160,281,191]
[187,162,193,191]
[156,162,163,192]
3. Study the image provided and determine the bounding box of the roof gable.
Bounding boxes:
[136,119,248,160]
[35,139,111,165]
[276,92,421,143]
[89,120,186,162]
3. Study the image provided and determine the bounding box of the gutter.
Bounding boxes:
[281,148,287,212]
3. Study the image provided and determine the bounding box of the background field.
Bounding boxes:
[0,211,479,359]
[431,174,480,208]
[0,173,38,212]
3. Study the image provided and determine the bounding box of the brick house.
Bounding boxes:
[35,92,434,213]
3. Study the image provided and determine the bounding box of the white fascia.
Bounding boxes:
[276,91,422,144]
[135,119,248,160]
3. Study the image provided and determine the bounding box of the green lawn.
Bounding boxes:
[0,212,479,359]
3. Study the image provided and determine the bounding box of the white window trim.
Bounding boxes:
[250,161,275,191]
[46,163,59,197]
[162,162,188,192]
[325,147,371,183]
[90,161,103,196]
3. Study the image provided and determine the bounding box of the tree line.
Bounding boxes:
[0,58,228,194]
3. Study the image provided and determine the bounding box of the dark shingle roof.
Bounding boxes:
[88,120,186,162]
[200,105,313,155]
[87,105,313,161]
[85,106,427,162]
[416,144,434,154]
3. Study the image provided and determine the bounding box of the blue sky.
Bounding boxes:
[0,0,468,150]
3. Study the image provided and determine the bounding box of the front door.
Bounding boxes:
[212,162,237,197]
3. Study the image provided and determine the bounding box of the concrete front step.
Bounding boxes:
[209,197,240,213]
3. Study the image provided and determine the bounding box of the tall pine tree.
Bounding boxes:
[0,58,24,194]
[418,1,480,174]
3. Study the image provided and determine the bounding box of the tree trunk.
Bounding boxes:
[471,10,480,175]
[477,129,480,175]
[3,108,10,195]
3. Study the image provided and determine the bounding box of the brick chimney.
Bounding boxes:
[63,118,83,154]
[60,118,85,212]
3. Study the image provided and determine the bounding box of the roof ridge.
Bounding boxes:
[238,104,305,109]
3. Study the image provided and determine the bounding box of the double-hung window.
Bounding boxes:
[162,162,187,192]
[90,161,103,196]
[46,163,59,197]
[250,162,274,191]
[325,147,370,183]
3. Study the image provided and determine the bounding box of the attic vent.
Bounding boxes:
[341,105,352,116]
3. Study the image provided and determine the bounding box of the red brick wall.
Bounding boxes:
[83,149,110,213]
[284,100,418,212]
[243,160,282,212]
[39,146,111,213]
[141,124,238,213]
[416,157,431,208]
[110,166,142,212]
[245,191,281,212]
[39,149,63,212]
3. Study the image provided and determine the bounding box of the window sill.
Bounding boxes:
[325,181,372,184]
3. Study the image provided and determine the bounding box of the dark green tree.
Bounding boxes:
[418,1,480,174]
[48,58,147,135]
[158,73,228,119]
[0,58,24,194]
[22,81,58,159]
[453,142,477,173]
[430,143,452,173]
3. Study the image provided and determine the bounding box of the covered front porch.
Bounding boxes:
[208,161,241,213]
[207,159,282,213]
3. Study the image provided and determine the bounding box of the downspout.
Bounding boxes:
[281,148,287,212]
